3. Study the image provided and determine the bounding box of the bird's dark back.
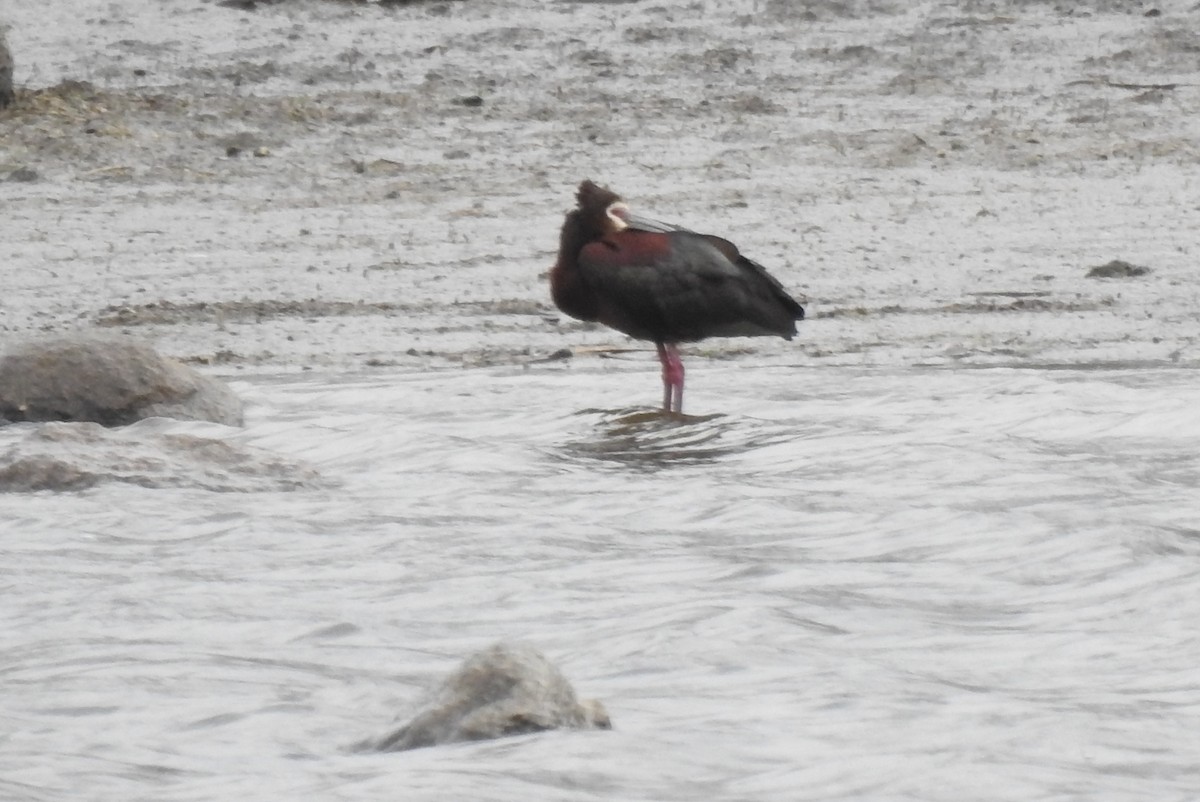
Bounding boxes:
[581,231,803,344]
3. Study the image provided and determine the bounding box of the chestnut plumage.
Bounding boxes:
[551,180,804,412]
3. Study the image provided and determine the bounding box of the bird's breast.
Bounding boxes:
[550,258,598,323]
[581,231,672,269]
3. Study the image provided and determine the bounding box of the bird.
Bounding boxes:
[550,180,805,413]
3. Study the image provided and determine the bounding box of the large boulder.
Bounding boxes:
[363,642,611,752]
[0,28,13,109]
[0,337,243,427]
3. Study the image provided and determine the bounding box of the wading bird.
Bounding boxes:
[550,180,805,413]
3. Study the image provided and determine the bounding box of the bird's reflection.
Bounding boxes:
[560,406,740,469]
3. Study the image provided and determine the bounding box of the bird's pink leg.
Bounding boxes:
[655,342,685,413]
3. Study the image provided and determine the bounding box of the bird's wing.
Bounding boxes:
[577,233,799,340]
[700,235,804,317]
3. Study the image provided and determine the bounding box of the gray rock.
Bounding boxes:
[1086,259,1151,279]
[364,642,611,752]
[0,28,13,109]
[0,337,244,427]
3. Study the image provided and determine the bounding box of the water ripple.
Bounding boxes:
[3,366,1200,800]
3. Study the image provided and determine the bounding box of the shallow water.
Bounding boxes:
[3,361,1199,801]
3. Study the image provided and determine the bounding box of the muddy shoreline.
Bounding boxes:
[2,0,1197,376]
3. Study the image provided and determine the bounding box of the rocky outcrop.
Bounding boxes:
[0,337,243,427]
[363,642,611,752]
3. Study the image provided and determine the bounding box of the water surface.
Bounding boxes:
[3,362,1199,801]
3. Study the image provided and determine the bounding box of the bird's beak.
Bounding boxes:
[622,212,683,234]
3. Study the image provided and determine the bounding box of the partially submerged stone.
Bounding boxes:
[0,422,321,493]
[0,337,243,427]
[364,642,611,752]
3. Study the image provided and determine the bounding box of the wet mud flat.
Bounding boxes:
[2,0,1198,376]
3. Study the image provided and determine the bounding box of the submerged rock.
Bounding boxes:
[0,422,321,493]
[0,28,13,109]
[363,642,611,752]
[0,453,97,492]
[0,337,243,427]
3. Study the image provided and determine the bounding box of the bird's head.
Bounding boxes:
[576,180,629,236]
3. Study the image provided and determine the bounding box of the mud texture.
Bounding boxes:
[1086,259,1152,279]
[2,0,1198,374]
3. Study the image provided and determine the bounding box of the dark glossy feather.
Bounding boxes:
[576,230,801,342]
